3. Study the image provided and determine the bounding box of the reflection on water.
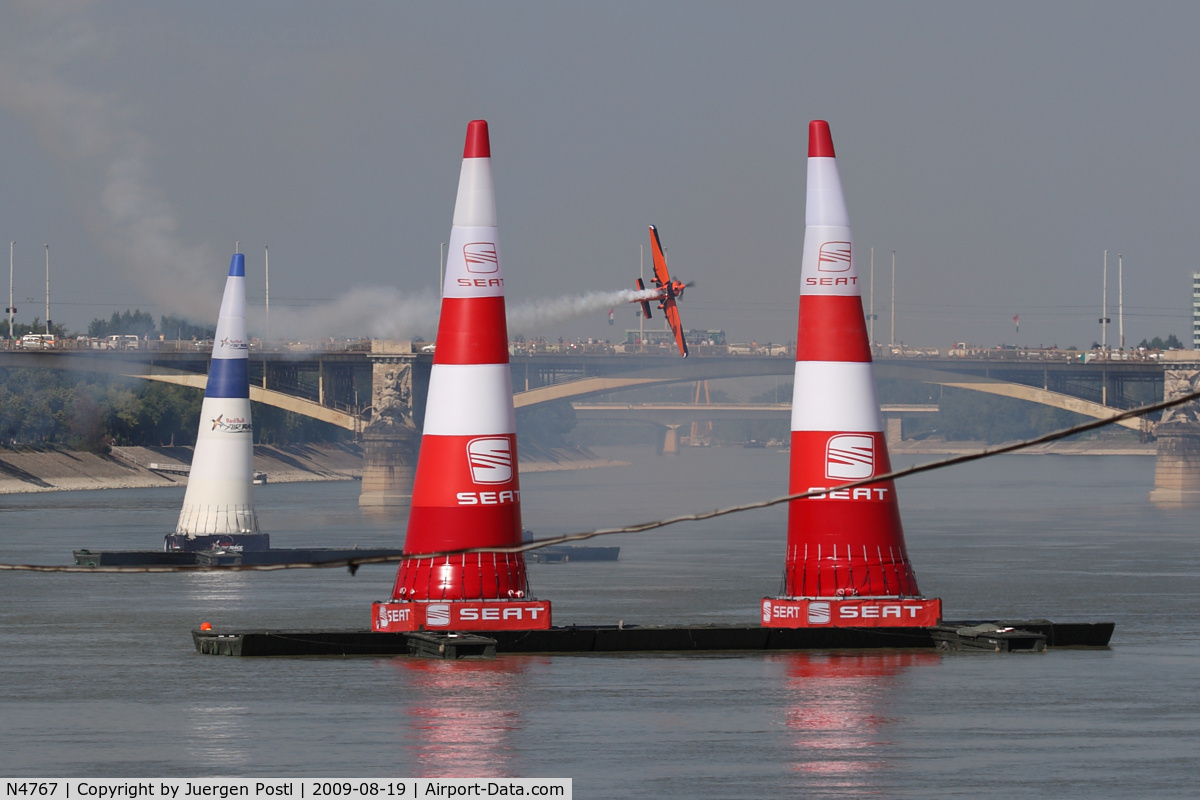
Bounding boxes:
[397,656,538,777]
[187,703,252,769]
[182,570,251,606]
[776,651,939,789]
[3,453,1199,795]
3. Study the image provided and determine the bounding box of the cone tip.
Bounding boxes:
[228,253,245,277]
[464,119,491,158]
[808,120,835,158]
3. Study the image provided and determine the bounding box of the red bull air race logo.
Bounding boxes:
[211,414,252,433]
[219,336,248,350]
[456,437,520,506]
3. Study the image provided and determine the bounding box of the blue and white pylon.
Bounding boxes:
[165,253,268,552]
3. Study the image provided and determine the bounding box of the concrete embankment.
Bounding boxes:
[0,443,626,495]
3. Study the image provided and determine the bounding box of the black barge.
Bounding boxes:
[193,619,1112,657]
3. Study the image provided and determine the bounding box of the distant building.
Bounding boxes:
[1194,272,1200,349]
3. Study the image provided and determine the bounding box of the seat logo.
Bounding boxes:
[817,241,852,272]
[426,604,451,627]
[464,242,499,273]
[467,437,513,484]
[807,601,831,624]
[825,434,875,480]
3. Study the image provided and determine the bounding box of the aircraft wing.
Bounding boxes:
[636,278,653,319]
[648,225,671,289]
[663,296,688,357]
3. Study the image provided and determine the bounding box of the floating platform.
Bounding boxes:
[930,623,1047,652]
[406,631,498,659]
[73,549,198,567]
[73,547,405,567]
[192,619,1113,657]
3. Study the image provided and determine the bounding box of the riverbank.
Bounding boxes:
[0,438,1149,496]
[0,442,628,495]
[889,437,1155,456]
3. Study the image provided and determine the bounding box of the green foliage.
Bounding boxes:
[7,317,71,339]
[933,388,1087,443]
[0,367,349,449]
[252,402,350,445]
[1137,334,1183,350]
[88,309,157,338]
[517,401,577,449]
[160,315,215,341]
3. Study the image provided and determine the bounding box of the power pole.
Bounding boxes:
[1099,251,1110,349]
[1118,253,1124,349]
[265,245,270,344]
[639,244,644,349]
[7,241,14,341]
[44,244,50,334]
[890,250,896,347]
[866,246,878,345]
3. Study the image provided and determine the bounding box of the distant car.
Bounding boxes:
[20,334,56,349]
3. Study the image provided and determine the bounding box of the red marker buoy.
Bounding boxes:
[372,121,550,633]
[762,121,941,629]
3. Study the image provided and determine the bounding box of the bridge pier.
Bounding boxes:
[884,415,903,445]
[659,424,681,456]
[1150,367,1200,505]
[359,342,423,507]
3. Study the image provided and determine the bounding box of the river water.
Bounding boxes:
[2,446,1198,798]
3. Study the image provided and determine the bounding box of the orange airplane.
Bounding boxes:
[634,225,692,357]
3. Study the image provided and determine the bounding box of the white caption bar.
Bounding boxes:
[1,780,570,800]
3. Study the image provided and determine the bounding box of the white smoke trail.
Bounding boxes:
[507,287,659,334]
[0,9,665,342]
[0,4,223,317]
[251,287,441,343]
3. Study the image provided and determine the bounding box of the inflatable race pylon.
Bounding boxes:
[165,253,267,552]
[762,121,940,628]
[373,120,549,632]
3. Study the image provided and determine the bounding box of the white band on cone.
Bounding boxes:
[790,362,883,432]
[452,157,498,227]
[805,157,849,227]
[422,364,517,436]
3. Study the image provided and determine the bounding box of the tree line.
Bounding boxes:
[4,309,215,341]
[0,368,348,451]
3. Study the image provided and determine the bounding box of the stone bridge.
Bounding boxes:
[3,342,1197,503]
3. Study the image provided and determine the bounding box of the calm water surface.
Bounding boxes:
[1,447,1198,798]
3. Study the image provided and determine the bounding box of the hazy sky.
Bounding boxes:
[1,1,1198,349]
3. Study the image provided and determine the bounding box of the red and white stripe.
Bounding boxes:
[784,120,921,600]
[392,120,529,602]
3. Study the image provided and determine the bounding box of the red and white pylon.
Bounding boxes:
[762,120,940,629]
[373,120,549,633]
